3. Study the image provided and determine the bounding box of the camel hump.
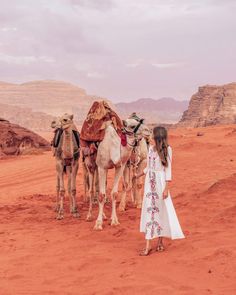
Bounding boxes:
[80,101,123,142]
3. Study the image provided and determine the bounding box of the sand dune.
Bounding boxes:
[0,125,235,294]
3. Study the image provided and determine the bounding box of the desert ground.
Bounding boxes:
[0,125,235,295]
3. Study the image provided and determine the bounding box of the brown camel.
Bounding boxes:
[51,114,80,220]
[81,143,99,221]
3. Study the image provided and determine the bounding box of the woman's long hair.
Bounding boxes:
[153,126,169,167]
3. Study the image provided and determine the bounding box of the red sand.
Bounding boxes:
[0,125,235,295]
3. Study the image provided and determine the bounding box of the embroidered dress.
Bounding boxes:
[140,145,184,240]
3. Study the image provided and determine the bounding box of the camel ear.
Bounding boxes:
[70,114,74,120]
[123,120,127,127]
[51,120,56,128]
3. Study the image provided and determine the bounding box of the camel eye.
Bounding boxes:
[130,125,136,129]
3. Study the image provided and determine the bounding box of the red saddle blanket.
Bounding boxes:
[80,101,123,146]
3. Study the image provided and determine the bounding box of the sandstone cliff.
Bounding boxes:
[0,118,50,157]
[0,80,113,125]
[178,83,236,127]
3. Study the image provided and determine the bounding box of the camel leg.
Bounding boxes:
[83,162,89,203]
[86,171,94,221]
[94,167,106,230]
[93,167,99,204]
[129,167,136,204]
[135,160,146,209]
[119,165,129,212]
[54,174,60,212]
[71,160,79,217]
[57,162,65,220]
[111,165,125,226]
[132,165,138,205]
[135,175,143,209]
[67,165,72,212]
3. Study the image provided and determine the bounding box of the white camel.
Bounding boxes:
[51,114,80,220]
[94,118,150,230]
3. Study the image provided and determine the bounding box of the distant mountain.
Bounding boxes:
[115,97,189,123]
[0,80,113,126]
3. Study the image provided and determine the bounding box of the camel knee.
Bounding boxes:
[59,189,65,196]
[123,182,128,190]
[112,192,119,200]
[137,183,142,190]
[98,193,105,203]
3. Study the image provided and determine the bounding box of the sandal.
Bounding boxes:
[156,245,165,252]
[139,248,152,256]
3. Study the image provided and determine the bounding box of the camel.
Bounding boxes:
[118,137,149,211]
[94,117,150,230]
[81,143,99,221]
[51,114,80,220]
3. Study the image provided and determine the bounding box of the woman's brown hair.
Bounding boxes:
[153,126,169,167]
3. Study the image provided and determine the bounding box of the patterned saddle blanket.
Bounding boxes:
[80,101,123,146]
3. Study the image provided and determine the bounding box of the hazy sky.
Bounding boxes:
[0,0,235,102]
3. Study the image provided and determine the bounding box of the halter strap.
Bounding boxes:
[133,118,144,134]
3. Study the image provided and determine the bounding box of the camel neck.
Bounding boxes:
[126,134,137,149]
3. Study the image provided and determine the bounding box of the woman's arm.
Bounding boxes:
[163,180,171,199]
[163,146,172,199]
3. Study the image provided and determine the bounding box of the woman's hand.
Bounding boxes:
[163,182,169,199]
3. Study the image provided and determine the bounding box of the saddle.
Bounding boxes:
[80,101,123,146]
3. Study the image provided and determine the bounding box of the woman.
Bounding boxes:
[135,126,184,256]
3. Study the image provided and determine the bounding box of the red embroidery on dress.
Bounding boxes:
[145,170,162,238]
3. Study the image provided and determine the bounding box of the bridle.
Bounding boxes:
[133,118,144,134]
[123,118,144,148]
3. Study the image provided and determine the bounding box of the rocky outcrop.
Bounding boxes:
[178,83,236,127]
[0,118,50,157]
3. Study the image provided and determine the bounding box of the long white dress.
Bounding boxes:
[140,145,185,240]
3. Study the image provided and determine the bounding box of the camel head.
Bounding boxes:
[60,113,74,130]
[123,118,150,140]
[51,113,75,130]
[51,118,61,130]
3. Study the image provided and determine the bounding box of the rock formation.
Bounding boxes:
[178,83,236,127]
[0,118,50,157]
